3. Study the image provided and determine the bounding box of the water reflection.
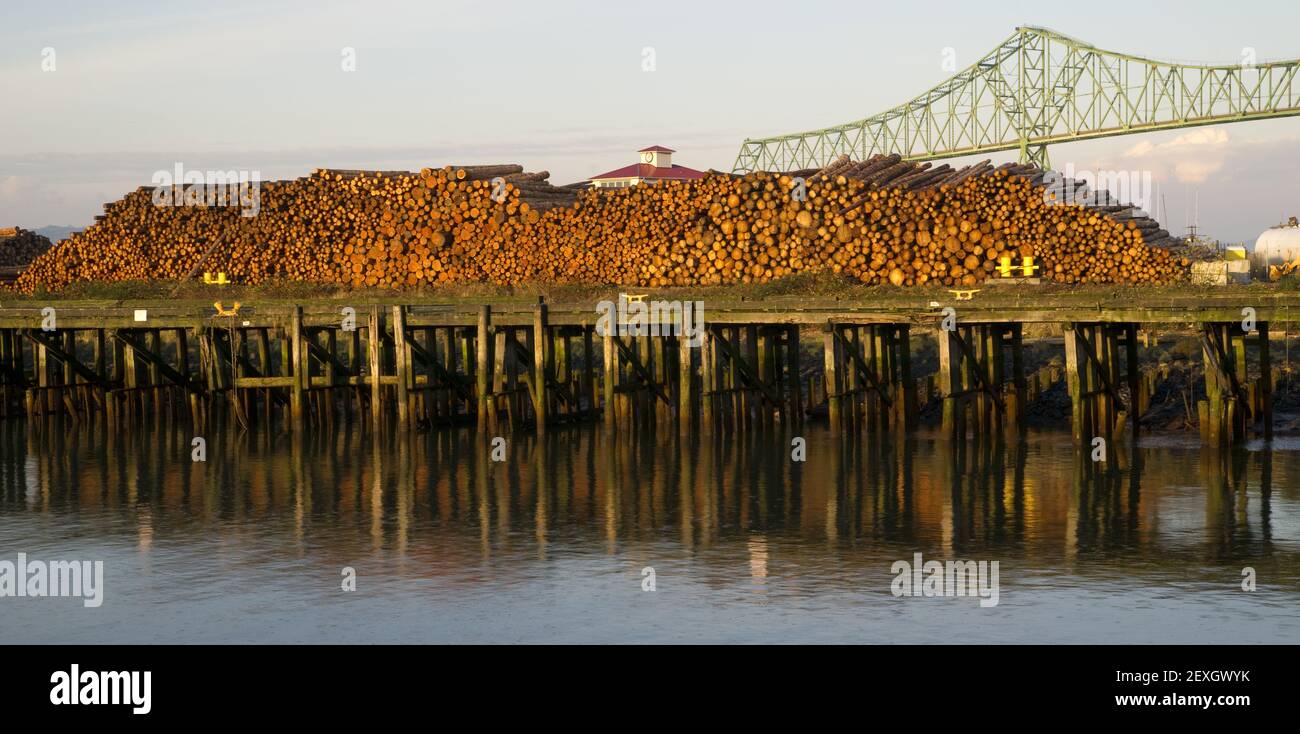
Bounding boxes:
[3,417,1300,643]
[3,419,1293,572]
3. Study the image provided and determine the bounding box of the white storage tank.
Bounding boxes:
[1251,218,1300,271]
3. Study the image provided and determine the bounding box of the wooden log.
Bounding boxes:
[678,330,693,427]
[392,305,410,430]
[603,329,616,429]
[1260,321,1274,439]
[10,153,1189,295]
[290,307,306,425]
[476,305,490,427]
[787,325,802,427]
[1064,325,1085,443]
[533,301,548,430]
[368,307,382,426]
[823,324,842,433]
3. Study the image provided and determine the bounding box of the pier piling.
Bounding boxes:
[0,295,1289,445]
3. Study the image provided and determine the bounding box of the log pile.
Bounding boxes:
[796,154,1180,249]
[10,157,1188,293]
[0,227,54,268]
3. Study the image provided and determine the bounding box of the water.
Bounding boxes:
[1,420,1297,644]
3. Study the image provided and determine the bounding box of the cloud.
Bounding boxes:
[1122,128,1230,156]
[1125,140,1154,157]
[0,175,20,197]
[1119,127,1231,183]
[1172,159,1223,183]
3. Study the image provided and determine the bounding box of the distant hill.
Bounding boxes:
[32,225,81,243]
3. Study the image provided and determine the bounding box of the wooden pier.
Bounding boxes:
[0,291,1295,447]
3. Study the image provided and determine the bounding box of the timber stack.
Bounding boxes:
[10,157,1189,293]
[0,227,54,267]
[0,227,54,285]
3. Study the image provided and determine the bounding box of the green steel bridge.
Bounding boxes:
[732,26,1300,173]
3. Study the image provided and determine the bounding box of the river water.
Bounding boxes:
[1,419,1297,644]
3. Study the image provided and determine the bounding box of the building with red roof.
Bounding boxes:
[588,146,706,189]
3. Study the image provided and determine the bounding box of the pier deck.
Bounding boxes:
[1,290,1296,447]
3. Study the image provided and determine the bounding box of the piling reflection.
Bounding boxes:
[1,418,1296,583]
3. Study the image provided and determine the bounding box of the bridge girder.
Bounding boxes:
[733,26,1300,173]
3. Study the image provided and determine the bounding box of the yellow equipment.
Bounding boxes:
[1270,258,1300,281]
[997,256,1041,277]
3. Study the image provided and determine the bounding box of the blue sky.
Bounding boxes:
[3,0,1300,242]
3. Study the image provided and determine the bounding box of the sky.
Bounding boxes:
[2,0,1300,243]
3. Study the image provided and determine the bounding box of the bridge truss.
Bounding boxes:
[733,26,1300,172]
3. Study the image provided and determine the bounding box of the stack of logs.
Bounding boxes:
[795,154,1180,249]
[0,227,54,267]
[10,155,1188,293]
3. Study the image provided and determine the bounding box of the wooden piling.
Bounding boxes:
[938,326,960,436]
[678,330,693,426]
[391,305,410,430]
[476,306,490,427]
[602,330,616,429]
[583,327,596,419]
[1009,325,1025,428]
[787,325,802,427]
[1064,325,1085,443]
[823,324,842,433]
[1260,321,1274,439]
[368,307,382,426]
[701,327,715,427]
[0,298,1276,446]
[533,301,548,431]
[289,307,306,426]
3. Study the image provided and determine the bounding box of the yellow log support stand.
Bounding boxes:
[998,256,1041,277]
[213,302,241,317]
[948,289,980,301]
[203,272,229,285]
